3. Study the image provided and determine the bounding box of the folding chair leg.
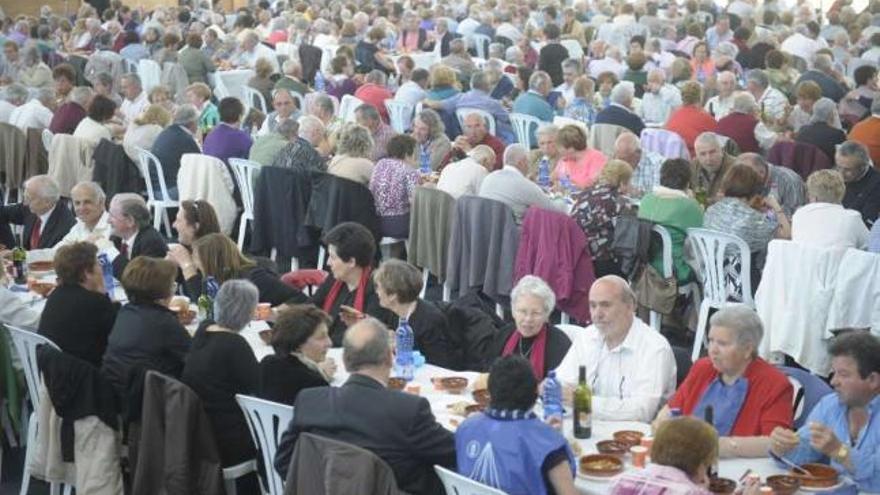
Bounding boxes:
[419,269,429,299]
[692,302,712,362]
[152,208,162,231]
[442,282,450,302]
[19,413,36,495]
[237,218,247,251]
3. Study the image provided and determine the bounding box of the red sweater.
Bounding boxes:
[716,112,761,154]
[665,106,718,156]
[667,357,793,436]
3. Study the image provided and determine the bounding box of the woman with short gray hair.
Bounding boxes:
[493,275,571,379]
[791,169,869,249]
[182,279,261,488]
[327,123,375,185]
[653,304,793,459]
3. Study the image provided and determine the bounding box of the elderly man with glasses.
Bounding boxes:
[555,275,676,422]
[837,141,880,228]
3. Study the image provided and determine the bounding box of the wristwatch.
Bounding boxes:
[833,444,849,462]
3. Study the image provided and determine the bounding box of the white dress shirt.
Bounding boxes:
[791,202,870,250]
[73,117,113,144]
[394,81,427,107]
[9,99,53,131]
[437,157,489,199]
[120,91,149,126]
[780,32,829,63]
[0,100,16,123]
[555,317,676,422]
[57,211,114,251]
[639,84,681,124]
[588,57,626,79]
[705,94,735,120]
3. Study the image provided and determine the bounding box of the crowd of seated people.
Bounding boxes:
[1,0,880,493]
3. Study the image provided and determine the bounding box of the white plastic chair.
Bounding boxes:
[686,228,754,362]
[510,113,543,149]
[137,59,161,93]
[41,129,53,153]
[242,86,268,115]
[434,465,507,495]
[560,39,584,59]
[5,326,71,495]
[223,460,258,495]
[339,94,365,123]
[470,34,492,60]
[455,108,496,136]
[385,99,415,134]
[235,394,294,495]
[648,224,674,332]
[228,158,263,251]
[123,58,138,74]
[135,147,177,236]
[552,116,589,136]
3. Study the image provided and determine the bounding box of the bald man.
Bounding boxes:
[555,276,676,422]
[613,132,665,196]
[437,144,496,199]
[274,318,455,494]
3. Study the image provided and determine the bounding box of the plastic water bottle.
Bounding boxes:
[395,318,415,381]
[543,370,564,422]
[560,172,575,194]
[537,156,551,188]
[419,145,432,174]
[198,276,220,321]
[97,253,115,296]
[314,71,326,92]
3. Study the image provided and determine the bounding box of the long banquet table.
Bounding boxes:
[12,273,791,494]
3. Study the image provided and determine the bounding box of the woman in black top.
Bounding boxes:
[259,305,335,406]
[189,233,307,307]
[372,259,458,369]
[355,26,395,75]
[39,242,119,368]
[102,257,191,418]
[182,279,259,471]
[166,200,221,299]
[309,222,396,346]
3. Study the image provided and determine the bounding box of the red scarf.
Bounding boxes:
[322,266,372,314]
[502,325,548,379]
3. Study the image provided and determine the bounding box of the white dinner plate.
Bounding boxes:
[799,482,845,492]
[576,471,622,482]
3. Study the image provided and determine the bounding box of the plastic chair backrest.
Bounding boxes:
[229,158,262,216]
[510,112,543,149]
[136,147,173,206]
[434,465,507,495]
[242,86,268,114]
[339,94,365,123]
[780,366,833,430]
[652,224,674,279]
[640,128,690,160]
[290,91,305,112]
[470,34,492,60]
[385,99,415,134]
[5,325,60,413]
[41,129,53,153]
[138,59,161,93]
[235,394,294,495]
[555,324,584,342]
[560,39,584,59]
[456,108,496,136]
[686,228,753,306]
[552,116,589,136]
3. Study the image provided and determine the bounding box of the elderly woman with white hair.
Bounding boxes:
[182,279,260,487]
[654,304,793,458]
[795,97,847,162]
[492,275,572,379]
[791,169,869,249]
[18,44,53,88]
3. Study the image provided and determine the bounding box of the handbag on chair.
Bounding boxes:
[633,263,678,315]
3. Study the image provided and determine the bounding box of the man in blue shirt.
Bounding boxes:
[512,70,558,147]
[771,332,880,494]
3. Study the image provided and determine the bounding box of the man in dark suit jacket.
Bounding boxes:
[274,318,456,495]
[595,82,646,137]
[150,106,201,199]
[107,193,168,278]
[0,175,76,250]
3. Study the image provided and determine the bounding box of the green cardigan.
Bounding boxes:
[637,192,704,284]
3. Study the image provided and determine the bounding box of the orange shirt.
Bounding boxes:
[849,117,880,169]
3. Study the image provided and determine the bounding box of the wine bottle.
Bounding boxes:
[573,366,592,439]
